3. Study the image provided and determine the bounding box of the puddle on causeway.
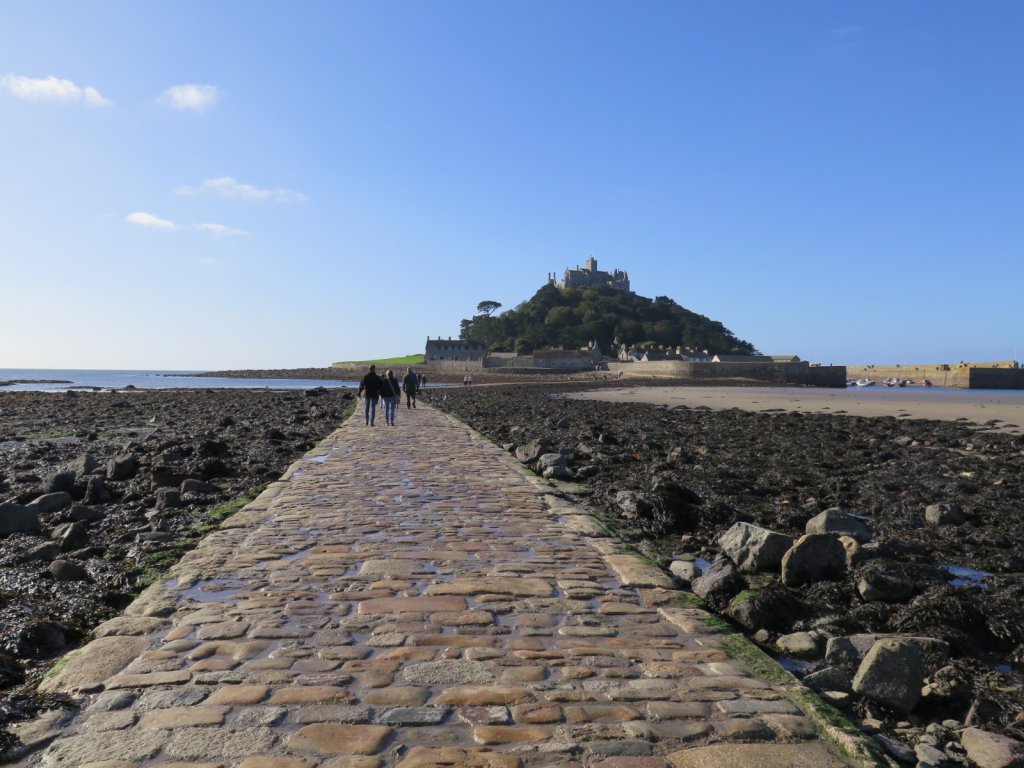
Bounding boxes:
[180,579,247,603]
[309,455,329,463]
[693,557,712,575]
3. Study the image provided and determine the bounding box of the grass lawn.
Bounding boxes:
[333,354,425,367]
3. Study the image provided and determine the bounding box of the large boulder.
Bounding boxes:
[960,727,1024,768]
[106,455,139,481]
[826,634,950,674]
[781,534,847,587]
[805,508,872,543]
[537,453,569,479]
[26,492,73,515]
[49,560,89,582]
[852,638,925,714]
[925,502,966,526]
[83,476,111,504]
[514,440,549,465]
[45,471,76,494]
[51,522,90,552]
[690,555,745,607]
[0,502,41,536]
[69,454,100,477]
[719,522,794,572]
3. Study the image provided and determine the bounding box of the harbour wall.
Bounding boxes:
[606,361,847,388]
[846,361,1022,389]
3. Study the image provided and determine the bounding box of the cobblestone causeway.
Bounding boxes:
[15,405,857,768]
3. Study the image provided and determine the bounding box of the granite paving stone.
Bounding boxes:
[23,403,858,768]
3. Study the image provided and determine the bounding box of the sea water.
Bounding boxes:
[0,368,359,392]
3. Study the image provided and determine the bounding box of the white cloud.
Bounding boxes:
[160,83,220,112]
[125,211,176,230]
[197,222,248,239]
[177,176,306,203]
[1,73,112,107]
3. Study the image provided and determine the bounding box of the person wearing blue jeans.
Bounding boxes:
[357,365,383,426]
[380,369,401,426]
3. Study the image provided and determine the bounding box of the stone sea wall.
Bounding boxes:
[607,361,847,388]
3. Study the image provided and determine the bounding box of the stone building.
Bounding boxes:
[424,337,488,362]
[548,257,630,292]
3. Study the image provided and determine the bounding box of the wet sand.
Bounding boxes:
[570,385,1024,434]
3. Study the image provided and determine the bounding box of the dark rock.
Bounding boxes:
[857,561,917,603]
[873,733,917,764]
[70,454,100,476]
[84,476,111,503]
[691,555,745,607]
[27,491,73,514]
[802,665,853,693]
[69,505,104,523]
[0,652,24,686]
[17,621,68,653]
[51,521,90,551]
[151,464,185,488]
[106,454,139,481]
[196,458,231,479]
[180,478,219,495]
[155,487,182,510]
[781,533,848,586]
[725,584,801,633]
[826,634,950,674]
[49,559,89,582]
[805,508,872,543]
[45,470,76,493]
[852,638,926,713]
[719,521,794,572]
[24,541,61,561]
[0,502,42,536]
[925,503,966,526]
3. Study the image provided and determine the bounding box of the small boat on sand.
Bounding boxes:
[855,379,875,387]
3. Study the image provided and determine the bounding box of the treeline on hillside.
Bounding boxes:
[459,283,756,356]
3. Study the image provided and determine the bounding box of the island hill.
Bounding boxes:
[417,258,847,388]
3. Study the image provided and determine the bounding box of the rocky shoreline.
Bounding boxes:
[428,382,1024,765]
[0,387,354,745]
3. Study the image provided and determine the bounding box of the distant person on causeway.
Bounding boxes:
[357,365,382,426]
[402,367,418,409]
[381,369,401,426]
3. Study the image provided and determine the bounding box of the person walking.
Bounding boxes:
[402,367,418,409]
[381,369,401,426]
[357,365,383,426]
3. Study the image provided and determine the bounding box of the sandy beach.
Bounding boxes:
[570,385,1024,434]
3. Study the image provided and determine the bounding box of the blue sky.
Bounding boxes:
[2,2,1022,369]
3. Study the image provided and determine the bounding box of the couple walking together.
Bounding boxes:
[357,365,419,426]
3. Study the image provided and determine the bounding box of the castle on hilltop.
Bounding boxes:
[549,257,631,292]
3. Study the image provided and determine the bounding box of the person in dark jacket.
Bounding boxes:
[380,369,400,426]
[357,365,382,426]
[402,367,418,409]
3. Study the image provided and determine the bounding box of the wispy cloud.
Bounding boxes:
[160,83,220,112]
[177,176,306,203]
[197,222,248,239]
[1,73,111,107]
[125,211,176,230]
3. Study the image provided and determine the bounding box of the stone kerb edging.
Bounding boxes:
[437,406,888,768]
